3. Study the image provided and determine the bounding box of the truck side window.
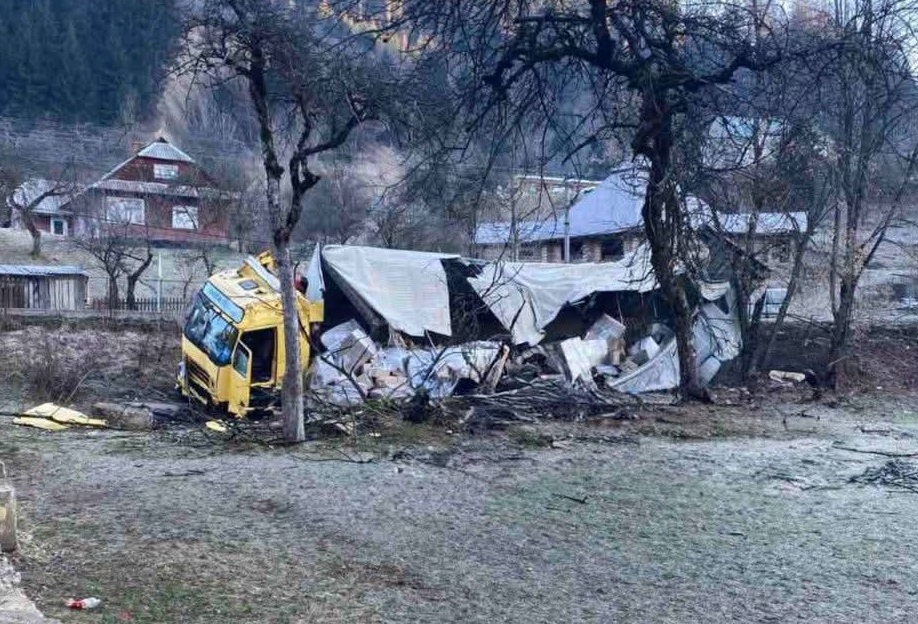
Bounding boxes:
[233,346,249,378]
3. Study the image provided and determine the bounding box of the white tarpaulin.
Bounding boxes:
[312,245,458,338]
[609,338,681,393]
[309,243,744,394]
[466,245,657,346]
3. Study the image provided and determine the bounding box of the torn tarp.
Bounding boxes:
[309,245,457,338]
[308,243,746,395]
[464,245,657,346]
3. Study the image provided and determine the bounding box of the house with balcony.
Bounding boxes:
[62,138,236,245]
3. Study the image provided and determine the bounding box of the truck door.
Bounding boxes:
[228,342,252,416]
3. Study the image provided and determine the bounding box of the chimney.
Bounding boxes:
[130,140,144,155]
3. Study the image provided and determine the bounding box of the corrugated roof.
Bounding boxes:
[137,140,195,163]
[476,166,647,245]
[0,265,88,277]
[476,164,806,247]
[690,209,809,235]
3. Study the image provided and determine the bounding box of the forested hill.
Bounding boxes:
[0,0,179,126]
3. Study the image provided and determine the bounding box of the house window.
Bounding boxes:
[518,246,537,260]
[172,205,199,230]
[601,237,624,262]
[105,196,145,225]
[50,218,67,236]
[154,164,179,180]
[770,239,791,264]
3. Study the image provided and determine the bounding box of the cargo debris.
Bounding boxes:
[306,243,744,405]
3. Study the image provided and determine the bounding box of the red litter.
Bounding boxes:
[66,597,101,609]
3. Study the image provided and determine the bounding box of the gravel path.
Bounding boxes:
[5,397,918,623]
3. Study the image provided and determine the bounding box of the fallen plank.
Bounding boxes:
[21,403,106,427]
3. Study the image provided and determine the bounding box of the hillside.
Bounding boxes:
[0,0,179,125]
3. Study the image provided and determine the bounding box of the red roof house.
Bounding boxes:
[64,138,236,245]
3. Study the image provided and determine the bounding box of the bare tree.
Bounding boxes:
[297,155,374,245]
[5,168,77,258]
[393,0,804,398]
[815,0,918,385]
[693,116,834,379]
[181,0,405,441]
[73,222,156,311]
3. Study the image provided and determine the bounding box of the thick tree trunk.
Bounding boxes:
[829,276,856,386]
[21,212,41,258]
[642,190,705,398]
[637,92,705,400]
[275,236,305,443]
[126,253,153,311]
[107,275,119,310]
[126,278,138,310]
[263,174,305,443]
[246,41,307,443]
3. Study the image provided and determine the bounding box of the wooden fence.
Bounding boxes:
[89,296,189,314]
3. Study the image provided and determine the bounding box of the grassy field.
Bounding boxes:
[4,392,918,623]
[2,325,918,622]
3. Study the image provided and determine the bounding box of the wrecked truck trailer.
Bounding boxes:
[306,244,742,401]
[177,252,324,417]
[178,244,743,416]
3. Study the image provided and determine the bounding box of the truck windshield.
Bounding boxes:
[184,290,239,366]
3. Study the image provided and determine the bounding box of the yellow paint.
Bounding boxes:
[205,420,228,433]
[177,252,324,419]
[13,417,70,431]
[22,403,107,427]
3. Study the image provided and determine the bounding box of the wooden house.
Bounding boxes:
[63,138,237,245]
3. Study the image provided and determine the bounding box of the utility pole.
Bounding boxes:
[562,176,572,263]
[156,251,163,313]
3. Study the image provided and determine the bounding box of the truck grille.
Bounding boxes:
[186,358,211,395]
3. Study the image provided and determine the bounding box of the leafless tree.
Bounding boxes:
[814,0,918,385]
[180,0,407,441]
[391,0,805,398]
[296,155,374,245]
[5,165,78,258]
[73,223,155,311]
[693,116,835,379]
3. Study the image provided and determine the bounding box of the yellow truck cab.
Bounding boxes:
[177,252,324,417]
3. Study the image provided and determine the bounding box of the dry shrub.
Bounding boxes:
[0,315,23,332]
[0,326,181,406]
[4,328,105,403]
